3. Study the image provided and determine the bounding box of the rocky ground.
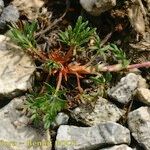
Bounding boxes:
[0,0,150,150]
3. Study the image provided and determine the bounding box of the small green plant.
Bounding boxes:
[90,73,112,85]
[43,60,61,74]
[88,35,112,62]
[8,17,150,131]
[8,21,47,61]
[26,84,66,129]
[89,35,109,55]
[59,16,96,48]
[79,90,99,103]
[8,21,37,49]
[110,44,130,66]
[88,35,130,67]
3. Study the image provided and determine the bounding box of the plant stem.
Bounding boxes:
[97,61,150,72]
[32,48,47,61]
[55,71,63,94]
[40,74,51,94]
[100,32,113,47]
[127,62,150,69]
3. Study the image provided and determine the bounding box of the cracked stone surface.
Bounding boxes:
[80,0,116,16]
[51,112,69,128]
[108,73,139,104]
[72,97,123,126]
[128,107,150,150]
[0,35,35,99]
[55,122,131,150]
[0,96,51,150]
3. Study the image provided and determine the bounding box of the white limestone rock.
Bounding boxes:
[136,88,150,106]
[80,0,116,16]
[55,122,131,150]
[51,112,69,128]
[72,97,123,126]
[0,96,52,150]
[108,73,139,104]
[0,35,35,99]
[137,75,149,89]
[128,107,150,150]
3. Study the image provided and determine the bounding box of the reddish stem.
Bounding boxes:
[99,61,150,72]
[127,62,150,69]
[75,73,83,93]
[55,71,63,94]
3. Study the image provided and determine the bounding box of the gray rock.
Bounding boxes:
[108,73,138,104]
[100,144,133,150]
[0,35,35,99]
[52,112,69,128]
[128,107,150,150]
[136,88,150,106]
[72,97,123,126]
[80,0,116,16]
[55,122,131,150]
[0,5,19,29]
[137,75,149,89]
[0,96,52,150]
[0,0,4,14]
